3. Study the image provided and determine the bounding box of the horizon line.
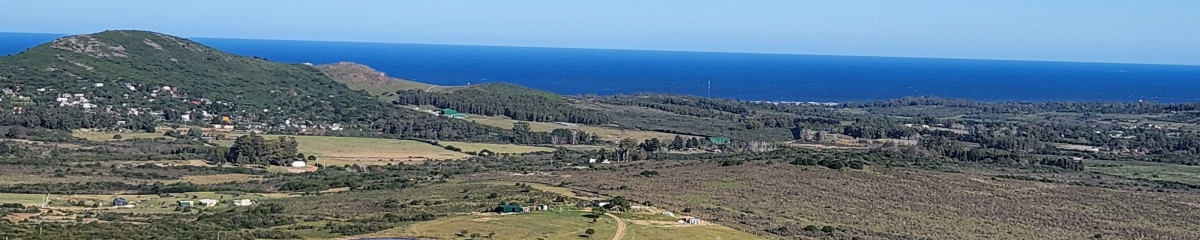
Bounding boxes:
[3,30,1199,67]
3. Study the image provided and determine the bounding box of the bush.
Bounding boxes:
[444,145,462,152]
[112,134,123,140]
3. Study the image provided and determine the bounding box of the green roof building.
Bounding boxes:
[708,136,731,145]
[494,204,524,213]
[441,108,458,116]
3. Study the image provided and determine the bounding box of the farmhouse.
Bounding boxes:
[493,204,524,213]
[681,217,703,225]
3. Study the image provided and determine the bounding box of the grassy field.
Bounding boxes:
[0,191,294,214]
[439,141,555,154]
[217,135,473,165]
[173,173,258,184]
[214,135,558,165]
[494,161,1200,240]
[469,115,699,142]
[1087,160,1200,185]
[367,210,618,240]
[622,223,767,240]
[71,130,170,141]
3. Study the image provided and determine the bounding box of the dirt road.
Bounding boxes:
[605,212,627,240]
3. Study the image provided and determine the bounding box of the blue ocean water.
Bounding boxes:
[4,32,1199,102]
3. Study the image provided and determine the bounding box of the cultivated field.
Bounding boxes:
[492,161,1200,240]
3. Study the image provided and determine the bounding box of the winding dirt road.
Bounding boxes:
[605,212,627,240]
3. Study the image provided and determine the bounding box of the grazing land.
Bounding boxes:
[374,210,619,240]
[469,115,700,142]
[71,130,170,142]
[1088,160,1200,185]
[492,161,1200,240]
[438,141,556,154]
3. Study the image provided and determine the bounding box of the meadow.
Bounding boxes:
[468,115,700,142]
[1087,160,1200,185]
[494,161,1200,240]
[373,210,619,240]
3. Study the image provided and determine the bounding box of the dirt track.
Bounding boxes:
[606,212,626,240]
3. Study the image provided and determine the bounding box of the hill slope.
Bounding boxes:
[315,62,449,97]
[393,82,612,124]
[0,30,503,141]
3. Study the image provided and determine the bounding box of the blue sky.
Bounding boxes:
[2,0,1198,65]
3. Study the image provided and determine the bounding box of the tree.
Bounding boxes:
[187,128,203,138]
[4,126,26,139]
[584,228,596,237]
[590,207,607,222]
[670,135,685,150]
[112,134,123,140]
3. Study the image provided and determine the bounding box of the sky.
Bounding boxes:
[2,0,1198,65]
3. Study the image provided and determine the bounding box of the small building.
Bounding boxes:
[198,199,219,207]
[707,136,731,145]
[538,205,549,211]
[178,200,195,207]
[592,200,611,208]
[683,217,702,225]
[291,161,307,168]
[112,198,128,207]
[233,199,253,206]
[494,204,524,213]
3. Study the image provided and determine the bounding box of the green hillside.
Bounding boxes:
[393,82,611,124]
[0,30,503,141]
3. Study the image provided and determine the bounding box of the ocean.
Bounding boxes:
[3,32,1199,102]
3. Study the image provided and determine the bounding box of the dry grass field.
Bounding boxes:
[212,135,555,166]
[71,130,170,141]
[1087,160,1200,185]
[468,115,700,142]
[492,162,1200,240]
[215,135,473,165]
[366,210,619,240]
[438,141,555,154]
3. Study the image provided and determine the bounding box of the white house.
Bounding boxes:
[233,199,253,206]
[291,161,307,168]
[198,199,219,207]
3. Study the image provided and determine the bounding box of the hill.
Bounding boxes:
[393,82,612,124]
[315,62,450,98]
[0,30,502,141]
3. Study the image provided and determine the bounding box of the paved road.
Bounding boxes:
[605,212,627,240]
